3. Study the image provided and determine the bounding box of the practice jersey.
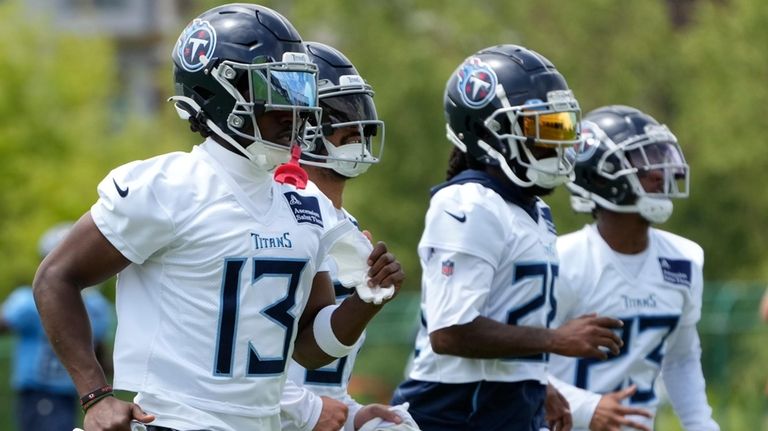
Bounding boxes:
[549,224,704,423]
[90,139,345,429]
[408,170,558,385]
[2,286,111,394]
[281,200,367,430]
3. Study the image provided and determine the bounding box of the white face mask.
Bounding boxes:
[244,143,292,172]
[525,156,572,189]
[637,196,674,223]
[325,142,374,178]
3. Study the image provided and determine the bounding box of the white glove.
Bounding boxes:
[326,228,395,305]
[357,402,421,431]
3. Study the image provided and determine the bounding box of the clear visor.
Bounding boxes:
[302,92,384,166]
[626,141,689,197]
[600,132,689,199]
[321,93,379,125]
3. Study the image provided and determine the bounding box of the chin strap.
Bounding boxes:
[637,196,673,223]
[169,95,289,172]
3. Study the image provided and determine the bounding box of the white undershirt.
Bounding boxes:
[612,247,649,278]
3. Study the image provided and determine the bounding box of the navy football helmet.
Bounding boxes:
[301,42,384,178]
[170,4,321,171]
[567,105,689,223]
[444,44,581,188]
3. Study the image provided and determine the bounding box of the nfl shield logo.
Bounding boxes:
[441,259,454,276]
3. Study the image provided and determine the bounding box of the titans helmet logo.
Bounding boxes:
[457,57,498,108]
[176,19,217,72]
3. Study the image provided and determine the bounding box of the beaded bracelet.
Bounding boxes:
[80,385,114,412]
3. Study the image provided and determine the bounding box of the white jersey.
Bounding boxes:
[90,139,344,430]
[549,224,716,430]
[282,204,366,430]
[408,178,558,384]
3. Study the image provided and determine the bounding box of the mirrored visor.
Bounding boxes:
[522,111,579,144]
[321,93,378,132]
[251,68,317,108]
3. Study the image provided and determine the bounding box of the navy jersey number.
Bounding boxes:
[506,262,559,362]
[304,356,349,386]
[214,257,307,377]
[575,315,679,403]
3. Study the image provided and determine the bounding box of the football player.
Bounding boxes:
[391,44,625,430]
[548,105,720,431]
[32,5,402,431]
[280,41,417,431]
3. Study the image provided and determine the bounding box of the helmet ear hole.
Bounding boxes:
[192,85,215,103]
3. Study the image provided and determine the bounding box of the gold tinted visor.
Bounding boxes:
[522,111,579,145]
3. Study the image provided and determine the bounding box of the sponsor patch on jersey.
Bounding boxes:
[456,57,497,108]
[176,19,217,72]
[284,192,323,228]
[658,258,691,287]
[441,259,455,276]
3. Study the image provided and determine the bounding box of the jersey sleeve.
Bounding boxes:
[90,161,176,264]
[419,189,507,268]
[548,374,601,429]
[419,248,496,332]
[681,244,705,326]
[661,324,720,430]
[280,379,324,431]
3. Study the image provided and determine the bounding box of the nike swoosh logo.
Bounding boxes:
[112,178,129,198]
[444,210,466,223]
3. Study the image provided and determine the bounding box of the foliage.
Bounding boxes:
[0,2,190,290]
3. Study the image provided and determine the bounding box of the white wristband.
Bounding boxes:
[312,304,355,358]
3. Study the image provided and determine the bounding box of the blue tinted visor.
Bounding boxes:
[251,67,317,109]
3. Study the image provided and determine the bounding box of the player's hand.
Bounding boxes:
[366,241,405,298]
[313,396,348,431]
[354,403,404,429]
[589,385,652,431]
[551,313,623,359]
[545,383,572,431]
[83,396,154,431]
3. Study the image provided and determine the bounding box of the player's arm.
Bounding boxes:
[661,324,720,431]
[425,250,622,359]
[33,213,154,428]
[548,375,651,431]
[294,241,404,369]
[430,312,621,359]
[280,378,347,431]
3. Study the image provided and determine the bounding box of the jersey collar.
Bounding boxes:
[431,169,539,221]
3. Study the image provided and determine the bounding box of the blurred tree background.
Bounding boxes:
[1,0,767,429]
